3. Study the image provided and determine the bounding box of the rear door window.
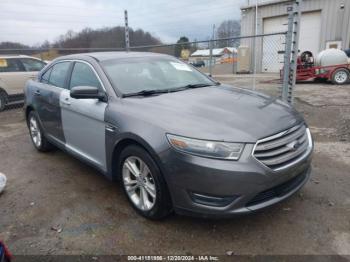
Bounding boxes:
[0,58,25,73]
[48,62,71,89]
[20,58,46,72]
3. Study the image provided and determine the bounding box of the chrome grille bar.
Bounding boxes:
[259,141,308,166]
[253,124,312,171]
[255,125,306,151]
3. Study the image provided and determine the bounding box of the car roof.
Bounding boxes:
[56,51,172,62]
[0,55,41,59]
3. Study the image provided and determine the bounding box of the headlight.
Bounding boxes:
[166,134,244,160]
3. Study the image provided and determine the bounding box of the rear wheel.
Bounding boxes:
[0,91,7,112]
[118,145,172,219]
[332,68,350,85]
[28,111,53,152]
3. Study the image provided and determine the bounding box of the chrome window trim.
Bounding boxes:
[40,59,107,92]
[252,125,313,172]
[40,60,72,90]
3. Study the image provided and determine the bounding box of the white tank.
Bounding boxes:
[316,49,349,67]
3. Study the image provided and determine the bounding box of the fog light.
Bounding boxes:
[190,192,239,207]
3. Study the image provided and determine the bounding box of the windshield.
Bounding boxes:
[101,56,215,95]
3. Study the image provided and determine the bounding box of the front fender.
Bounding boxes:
[105,131,169,181]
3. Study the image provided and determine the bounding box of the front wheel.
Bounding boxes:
[118,145,172,219]
[28,111,53,152]
[332,68,350,85]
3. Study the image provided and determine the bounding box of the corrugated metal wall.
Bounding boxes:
[241,0,350,72]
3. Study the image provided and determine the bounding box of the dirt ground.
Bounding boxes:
[0,75,350,256]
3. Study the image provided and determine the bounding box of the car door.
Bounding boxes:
[0,58,27,95]
[60,61,107,172]
[19,58,46,82]
[35,61,71,144]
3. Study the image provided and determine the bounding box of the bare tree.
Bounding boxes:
[40,40,51,49]
[53,26,161,50]
[216,20,241,48]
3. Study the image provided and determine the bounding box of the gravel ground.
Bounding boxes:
[0,77,349,256]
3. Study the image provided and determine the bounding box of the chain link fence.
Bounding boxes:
[0,32,286,112]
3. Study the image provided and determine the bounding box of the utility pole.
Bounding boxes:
[212,24,216,41]
[282,0,302,104]
[289,0,302,104]
[124,10,130,51]
[209,24,215,76]
[282,7,294,102]
[252,0,258,90]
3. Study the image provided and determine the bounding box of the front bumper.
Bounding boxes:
[159,143,312,218]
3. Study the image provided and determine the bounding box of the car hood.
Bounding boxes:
[121,85,304,142]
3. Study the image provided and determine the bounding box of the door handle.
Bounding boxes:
[62,98,71,106]
[34,90,41,96]
[105,124,116,132]
[62,100,71,106]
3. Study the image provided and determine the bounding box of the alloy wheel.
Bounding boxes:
[29,116,42,148]
[122,156,157,211]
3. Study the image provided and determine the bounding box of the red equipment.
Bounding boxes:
[295,51,350,84]
[281,51,350,85]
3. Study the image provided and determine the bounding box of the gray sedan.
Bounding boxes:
[24,52,313,219]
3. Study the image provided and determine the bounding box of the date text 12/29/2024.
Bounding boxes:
[127,255,220,261]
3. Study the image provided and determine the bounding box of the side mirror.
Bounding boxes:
[70,86,107,101]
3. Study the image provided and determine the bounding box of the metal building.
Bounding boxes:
[240,0,350,73]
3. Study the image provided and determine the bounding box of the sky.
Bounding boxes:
[0,0,246,46]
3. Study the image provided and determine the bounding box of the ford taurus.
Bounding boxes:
[24,52,313,219]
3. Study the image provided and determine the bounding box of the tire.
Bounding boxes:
[0,91,7,112]
[332,68,350,85]
[118,145,172,219]
[27,111,54,152]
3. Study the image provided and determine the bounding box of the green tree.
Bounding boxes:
[175,36,190,58]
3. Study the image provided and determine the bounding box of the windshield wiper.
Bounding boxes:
[122,89,169,98]
[122,82,221,97]
[172,82,219,91]
[183,83,213,88]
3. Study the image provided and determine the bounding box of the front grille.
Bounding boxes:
[253,124,311,171]
[246,171,307,207]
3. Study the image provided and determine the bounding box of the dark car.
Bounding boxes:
[24,52,313,219]
[191,60,205,67]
